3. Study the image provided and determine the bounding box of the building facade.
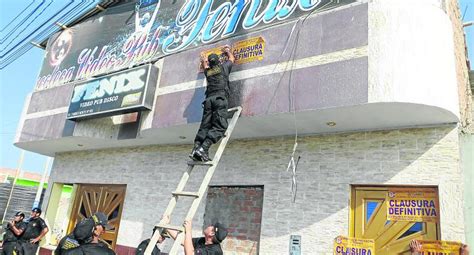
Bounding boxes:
[14,0,472,254]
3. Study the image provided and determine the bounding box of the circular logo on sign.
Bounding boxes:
[388,191,395,198]
[49,29,73,66]
[336,236,342,244]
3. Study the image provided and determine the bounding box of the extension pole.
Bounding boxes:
[33,157,51,208]
[2,150,25,223]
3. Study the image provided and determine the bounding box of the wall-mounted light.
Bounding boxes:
[54,22,68,30]
[77,144,84,147]
[326,121,336,127]
[30,41,46,50]
[95,5,105,11]
[179,136,186,139]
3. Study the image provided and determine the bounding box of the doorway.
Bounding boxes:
[350,186,439,254]
[68,184,126,249]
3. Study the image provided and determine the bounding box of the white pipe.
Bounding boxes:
[463,21,473,27]
[2,150,25,223]
[33,157,52,209]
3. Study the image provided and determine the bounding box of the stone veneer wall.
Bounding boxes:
[44,125,464,254]
[205,186,264,254]
[445,0,472,130]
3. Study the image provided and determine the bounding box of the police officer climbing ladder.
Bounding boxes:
[144,45,242,255]
[190,45,235,162]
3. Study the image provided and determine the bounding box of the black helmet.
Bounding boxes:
[213,222,228,243]
[15,211,25,218]
[208,53,220,67]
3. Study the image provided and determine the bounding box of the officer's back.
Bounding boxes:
[62,242,115,255]
[55,212,115,255]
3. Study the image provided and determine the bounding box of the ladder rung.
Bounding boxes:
[228,106,241,112]
[187,161,214,166]
[172,191,200,198]
[147,105,242,255]
[155,223,184,232]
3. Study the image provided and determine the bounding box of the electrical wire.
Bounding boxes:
[1,0,55,54]
[0,0,35,32]
[33,0,88,41]
[0,1,96,69]
[282,2,341,203]
[0,1,45,43]
[1,1,68,55]
[462,5,468,21]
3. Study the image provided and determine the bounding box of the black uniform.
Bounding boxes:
[55,234,81,255]
[61,242,115,255]
[19,217,48,254]
[2,221,27,255]
[135,239,161,255]
[194,60,233,146]
[192,237,223,255]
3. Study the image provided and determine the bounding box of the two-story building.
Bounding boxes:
[14,0,473,254]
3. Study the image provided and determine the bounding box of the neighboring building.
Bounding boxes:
[0,168,48,226]
[0,167,47,183]
[13,0,472,254]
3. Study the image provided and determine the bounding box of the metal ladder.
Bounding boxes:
[144,106,242,255]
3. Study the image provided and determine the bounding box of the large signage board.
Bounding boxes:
[417,240,462,255]
[67,64,157,120]
[36,0,355,91]
[386,187,439,223]
[333,236,375,255]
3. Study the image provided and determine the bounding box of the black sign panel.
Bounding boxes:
[67,64,157,120]
[36,0,355,90]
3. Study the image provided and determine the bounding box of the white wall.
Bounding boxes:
[368,0,459,119]
[44,125,465,254]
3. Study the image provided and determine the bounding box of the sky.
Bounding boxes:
[0,0,474,175]
[0,0,101,174]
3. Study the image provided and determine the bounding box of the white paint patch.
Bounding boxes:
[116,219,145,247]
[368,0,459,117]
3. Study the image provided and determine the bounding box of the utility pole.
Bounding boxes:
[2,150,25,223]
[33,157,52,208]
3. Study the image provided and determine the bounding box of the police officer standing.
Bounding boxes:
[2,212,27,255]
[19,207,48,254]
[135,226,167,255]
[190,45,235,162]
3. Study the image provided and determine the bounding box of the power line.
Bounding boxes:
[462,5,469,21]
[0,1,75,67]
[1,0,58,54]
[32,1,88,43]
[0,1,98,69]
[0,1,45,44]
[0,43,32,69]
[0,0,35,32]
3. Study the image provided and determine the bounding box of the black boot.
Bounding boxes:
[189,141,201,161]
[195,139,212,162]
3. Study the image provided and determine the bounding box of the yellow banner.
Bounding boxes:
[201,47,227,61]
[334,236,375,255]
[386,188,439,222]
[200,36,265,69]
[232,36,265,64]
[199,46,229,72]
[418,240,462,255]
